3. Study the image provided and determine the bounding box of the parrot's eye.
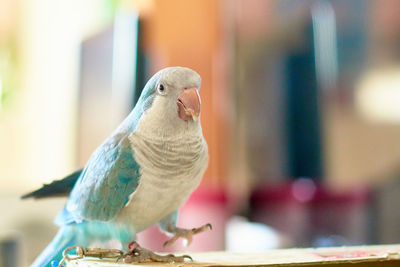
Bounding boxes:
[158,84,165,94]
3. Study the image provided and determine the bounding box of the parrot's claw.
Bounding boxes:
[163,223,212,247]
[123,241,192,263]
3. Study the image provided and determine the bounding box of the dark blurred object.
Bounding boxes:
[249,180,314,246]
[310,186,370,246]
[249,180,371,247]
[284,19,324,179]
[0,233,19,267]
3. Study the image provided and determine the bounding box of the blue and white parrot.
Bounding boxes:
[23,67,210,266]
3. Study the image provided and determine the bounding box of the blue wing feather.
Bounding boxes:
[58,70,159,224]
[21,169,83,199]
[65,133,140,222]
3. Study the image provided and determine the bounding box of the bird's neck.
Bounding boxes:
[137,113,202,139]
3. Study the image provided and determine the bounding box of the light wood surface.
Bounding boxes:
[66,244,400,266]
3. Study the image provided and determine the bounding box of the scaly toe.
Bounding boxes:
[124,243,192,263]
[124,251,192,263]
[192,223,213,234]
[163,235,180,247]
[153,253,192,263]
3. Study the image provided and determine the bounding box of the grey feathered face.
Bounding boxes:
[153,67,202,121]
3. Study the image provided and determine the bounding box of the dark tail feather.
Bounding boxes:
[31,226,81,267]
[21,169,83,199]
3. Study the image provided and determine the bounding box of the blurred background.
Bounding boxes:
[1,0,400,265]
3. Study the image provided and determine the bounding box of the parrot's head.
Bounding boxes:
[136,67,203,134]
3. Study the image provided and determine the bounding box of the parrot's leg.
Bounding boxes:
[123,241,192,263]
[163,223,212,247]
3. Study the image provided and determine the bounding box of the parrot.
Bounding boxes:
[22,66,211,266]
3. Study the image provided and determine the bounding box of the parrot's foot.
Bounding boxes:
[123,241,192,263]
[163,223,212,247]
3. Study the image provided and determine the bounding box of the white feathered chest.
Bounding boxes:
[115,130,208,232]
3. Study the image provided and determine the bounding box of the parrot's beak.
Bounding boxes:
[177,87,201,121]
